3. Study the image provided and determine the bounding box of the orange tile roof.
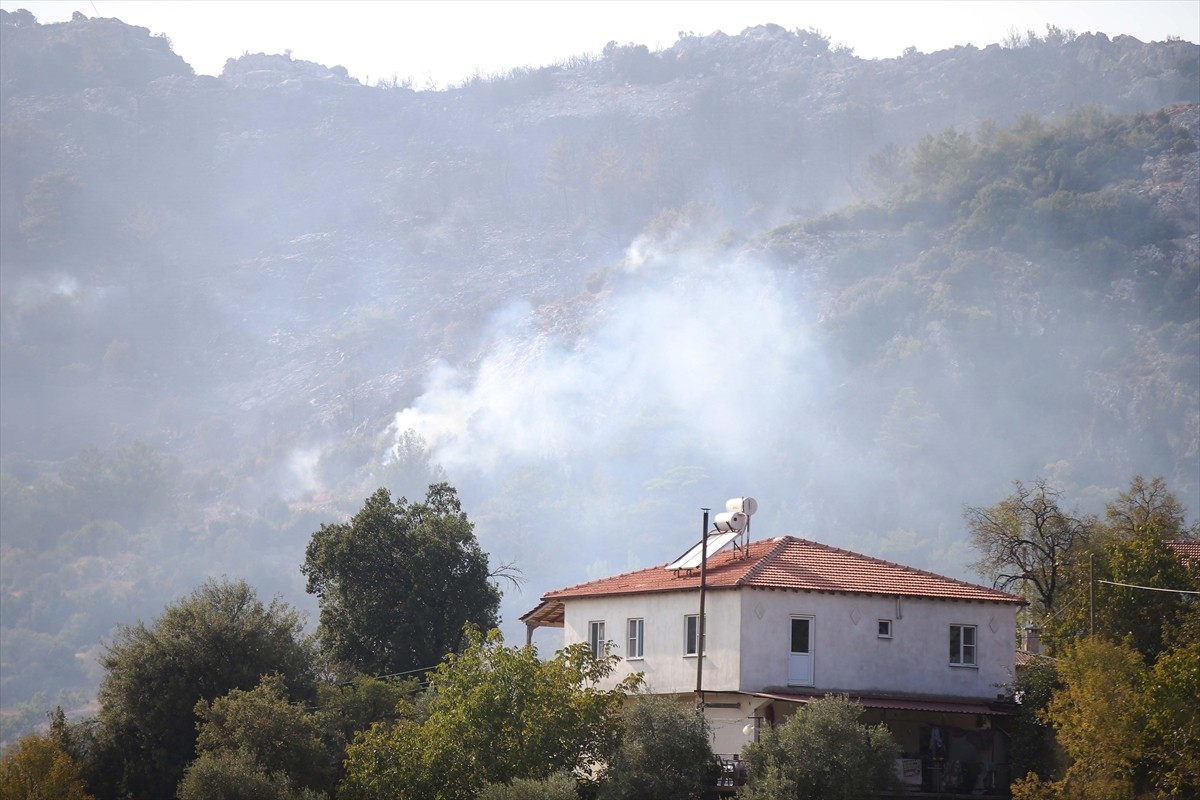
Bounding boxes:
[1167,540,1200,566]
[536,536,1024,605]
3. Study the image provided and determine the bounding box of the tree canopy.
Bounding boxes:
[302,483,500,677]
[340,628,641,800]
[95,578,316,800]
[741,694,899,800]
[597,693,717,800]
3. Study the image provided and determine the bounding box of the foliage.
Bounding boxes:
[340,628,642,800]
[1139,641,1200,797]
[0,733,94,800]
[965,478,1092,622]
[316,674,419,745]
[302,483,500,677]
[597,694,717,800]
[176,750,325,800]
[478,772,579,800]
[740,694,899,800]
[193,674,334,794]
[1041,637,1145,799]
[1043,476,1198,659]
[1006,656,1063,782]
[95,578,316,800]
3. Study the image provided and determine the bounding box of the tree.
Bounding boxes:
[0,733,94,800]
[597,693,717,800]
[340,628,642,800]
[1006,656,1063,782]
[1042,637,1145,799]
[741,694,899,800]
[479,772,578,800]
[1100,474,1197,541]
[965,479,1092,622]
[302,483,500,677]
[192,674,334,795]
[176,751,325,800]
[96,579,316,800]
[1140,641,1200,797]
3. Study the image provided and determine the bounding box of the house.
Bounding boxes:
[522,520,1026,794]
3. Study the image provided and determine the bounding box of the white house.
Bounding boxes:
[522,531,1026,794]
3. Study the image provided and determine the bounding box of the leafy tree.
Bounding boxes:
[0,733,94,800]
[1041,637,1145,799]
[302,483,500,677]
[176,750,325,800]
[316,673,418,746]
[96,578,316,800]
[340,628,642,800]
[1139,641,1200,797]
[1006,656,1063,782]
[478,772,578,800]
[192,674,334,794]
[740,694,899,800]
[965,479,1092,622]
[597,693,717,800]
[1044,476,1198,659]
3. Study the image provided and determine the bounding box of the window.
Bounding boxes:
[877,619,892,638]
[950,624,976,666]
[588,621,605,659]
[684,614,706,656]
[627,618,644,659]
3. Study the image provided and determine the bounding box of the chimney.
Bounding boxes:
[1021,626,1042,655]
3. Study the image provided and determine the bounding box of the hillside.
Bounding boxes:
[0,9,1197,734]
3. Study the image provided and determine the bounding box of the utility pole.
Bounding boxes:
[695,508,709,708]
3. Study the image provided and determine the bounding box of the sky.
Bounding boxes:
[2,0,1197,89]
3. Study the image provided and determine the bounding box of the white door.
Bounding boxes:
[788,616,813,686]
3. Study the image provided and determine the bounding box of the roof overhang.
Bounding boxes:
[520,598,565,628]
[750,690,1017,716]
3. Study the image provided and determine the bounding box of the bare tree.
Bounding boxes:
[965,479,1093,620]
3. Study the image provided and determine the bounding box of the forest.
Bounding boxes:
[0,8,1198,795]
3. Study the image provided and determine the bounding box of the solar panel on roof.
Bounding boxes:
[665,529,740,571]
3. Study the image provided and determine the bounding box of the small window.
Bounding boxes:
[950,624,976,666]
[878,619,892,638]
[627,618,644,659]
[588,620,606,659]
[684,614,706,656]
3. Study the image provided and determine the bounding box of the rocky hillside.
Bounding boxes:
[1,9,1197,734]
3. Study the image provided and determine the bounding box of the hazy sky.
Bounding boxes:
[3,0,1197,88]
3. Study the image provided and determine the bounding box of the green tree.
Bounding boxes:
[740,694,899,800]
[340,628,642,800]
[1006,655,1063,782]
[0,733,94,800]
[478,772,578,800]
[192,674,333,794]
[176,750,325,800]
[965,479,1092,622]
[1042,637,1145,799]
[96,579,316,800]
[302,483,500,677]
[597,693,717,800]
[1139,641,1200,797]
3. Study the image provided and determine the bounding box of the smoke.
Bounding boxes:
[389,231,853,640]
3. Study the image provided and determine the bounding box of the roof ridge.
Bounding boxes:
[737,536,796,585]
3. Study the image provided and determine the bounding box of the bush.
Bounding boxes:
[478,771,579,800]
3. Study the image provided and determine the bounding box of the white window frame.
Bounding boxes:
[949,623,977,666]
[684,613,706,657]
[626,618,644,660]
[588,620,606,659]
[877,619,893,638]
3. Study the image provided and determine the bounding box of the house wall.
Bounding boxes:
[738,588,1017,699]
[560,589,744,694]
[559,586,1017,708]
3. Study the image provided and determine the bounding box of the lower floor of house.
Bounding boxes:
[683,689,1017,796]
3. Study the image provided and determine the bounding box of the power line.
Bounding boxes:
[1097,579,1200,596]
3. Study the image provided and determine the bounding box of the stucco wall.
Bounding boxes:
[738,588,1017,699]
[561,589,743,694]
[560,587,1018,700]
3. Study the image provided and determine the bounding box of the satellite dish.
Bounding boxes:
[726,497,758,517]
[714,511,747,532]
